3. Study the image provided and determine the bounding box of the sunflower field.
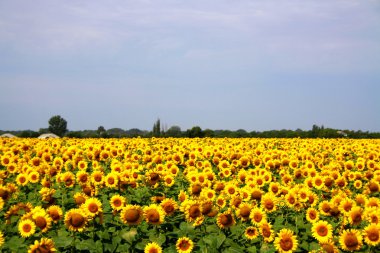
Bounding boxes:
[0,137,379,253]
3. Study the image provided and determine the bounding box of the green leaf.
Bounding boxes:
[246,246,257,253]
[54,236,73,248]
[309,242,320,251]
[6,236,25,252]
[216,233,226,249]
[224,246,245,253]
[260,243,276,253]
[121,228,138,244]
[76,239,96,251]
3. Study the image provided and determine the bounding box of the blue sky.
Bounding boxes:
[0,0,379,132]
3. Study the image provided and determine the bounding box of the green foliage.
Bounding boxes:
[48,115,68,137]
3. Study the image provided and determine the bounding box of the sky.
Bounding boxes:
[0,0,379,132]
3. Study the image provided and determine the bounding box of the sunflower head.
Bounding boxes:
[312,220,333,243]
[18,219,36,238]
[64,208,88,232]
[364,223,380,246]
[216,209,235,229]
[120,205,143,225]
[160,198,178,216]
[144,242,162,253]
[28,237,56,253]
[144,204,165,225]
[81,197,103,217]
[176,237,194,253]
[110,195,126,211]
[244,226,259,240]
[274,228,298,253]
[339,229,363,252]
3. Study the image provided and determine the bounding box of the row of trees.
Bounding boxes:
[1,116,380,139]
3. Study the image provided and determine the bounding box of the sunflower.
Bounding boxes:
[200,188,216,201]
[216,209,236,229]
[144,204,165,225]
[274,228,298,253]
[319,201,331,216]
[250,207,267,225]
[244,226,259,240]
[82,197,103,217]
[28,171,40,184]
[19,219,36,237]
[353,180,362,189]
[348,206,363,226]
[260,222,275,242]
[110,195,126,211]
[178,190,188,203]
[312,220,333,243]
[200,200,213,215]
[16,173,29,186]
[77,160,88,171]
[0,198,4,211]
[28,238,56,253]
[47,205,63,223]
[144,242,162,253]
[284,192,298,208]
[76,171,89,185]
[0,231,4,247]
[306,208,319,223]
[163,175,175,187]
[319,240,339,253]
[91,170,104,186]
[74,192,88,206]
[33,213,52,233]
[363,223,380,246]
[105,172,119,188]
[64,208,88,232]
[236,203,252,221]
[61,172,75,188]
[261,193,277,213]
[160,198,178,216]
[339,198,355,215]
[120,205,143,225]
[176,237,194,253]
[216,196,227,209]
[365,208,380,224]
[339,229,363,252]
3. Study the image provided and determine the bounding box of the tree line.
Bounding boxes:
[1,116,379,139]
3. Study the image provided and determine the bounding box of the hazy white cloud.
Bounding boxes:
[0,0,379,131]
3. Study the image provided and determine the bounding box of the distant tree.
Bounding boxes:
[187,126,204,138]
[48,115,68,137]
[166,125,182,137]
[152,119,161,137]
[203,129,215,137]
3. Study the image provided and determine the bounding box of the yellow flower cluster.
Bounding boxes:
[0,137,379,252]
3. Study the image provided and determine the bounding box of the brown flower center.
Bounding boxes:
[344,233,358,249]
[88,203,98,213]
[113,199,122,207]
[240,206,251,218]
[368,230,379,241]
[108,177,115,184]
[322,244,334,253]
[317,225,328,236]
[35,216,47,229]
[179,240,190,250]
[23,224,32,232]
[146,210,160,223]
[125,209,140,222]
[220,214,233,226]
[280,237,293,251]
[189,205,201,218]
[254,213,263,222]
[70,213,85,227]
